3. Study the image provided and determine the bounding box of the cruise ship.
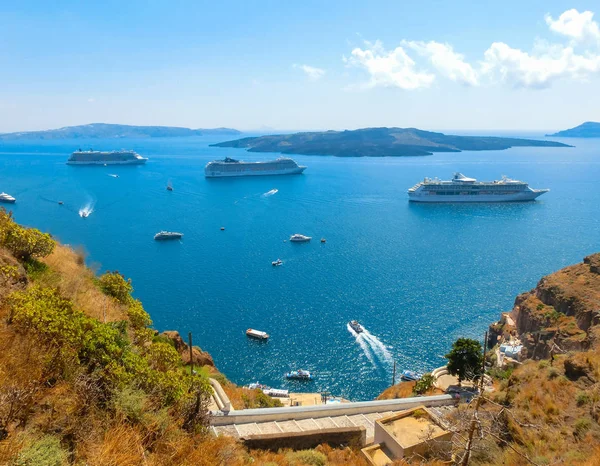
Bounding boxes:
[408,173,549,203]
[204,157,306,177]
[67,149,148,165]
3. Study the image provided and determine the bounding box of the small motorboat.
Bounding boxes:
[320,238,326,243]
[166,181,173,191]
[290,233,311,242]
[0,192,16,204]
[154,231,183,240]
[272,259,283,266]
[58,201,64,205]
[247,382,268,390]
[246,328,269,340]
[349,320,364,334]
[285,369,313,380]
[400,370,423,382]
[81,211,89,218]
[220,227,225,231]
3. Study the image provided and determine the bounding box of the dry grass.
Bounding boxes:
[377,381,443,400]
[40,244,127,322]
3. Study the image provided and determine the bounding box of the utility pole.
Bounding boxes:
[188,332,194,376]
[392,359,396,386]
[460,330,488,466]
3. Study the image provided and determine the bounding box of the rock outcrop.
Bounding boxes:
[160,330,215,367]
[490,253,600,359]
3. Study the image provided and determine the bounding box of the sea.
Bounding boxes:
[1,133,598,401]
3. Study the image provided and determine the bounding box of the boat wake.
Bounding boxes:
[347,324,393,368]
[79,202,95,218]
[262,189,278,197]
[108,174,119,178]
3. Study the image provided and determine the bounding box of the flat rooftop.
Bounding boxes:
[379,408,449,448]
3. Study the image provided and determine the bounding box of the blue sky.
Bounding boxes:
[1,0,599,132]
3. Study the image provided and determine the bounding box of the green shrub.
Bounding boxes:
[113,387,147,423]
[547,367,560,379]
[538,360,550,369]
[413,374,435,395]
[127,298,152,329]
[98,271,132,303]
[488,366,515,381]
[574,418,592,438]
[4,225,55,261]
[147,341,182,372]
[286,450,327,466]
[14,435,68,466]
[576,391,590,407]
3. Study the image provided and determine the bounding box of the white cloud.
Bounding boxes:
[87,97,95,103]
[344,40,435,90]
[344,9,600,91]
[404,40,479,86]
[293,64,325,81]
[482,42,600,88]
[545,9,600,45]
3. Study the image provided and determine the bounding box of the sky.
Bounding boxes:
[0,0,599,132]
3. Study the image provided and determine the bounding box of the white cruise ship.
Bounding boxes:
[408,173,549,203]
[67,149,148,165]
[204,157,306,177]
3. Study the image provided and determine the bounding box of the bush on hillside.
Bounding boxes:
[413,374,435,395]
[13,435,68,466]
[286,449,327,466]
[3,225,55,261]
[98,271,132,303]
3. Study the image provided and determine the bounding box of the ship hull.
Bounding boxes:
[409,190,548,203]
[205,166,306,178]
[67,159,147,165]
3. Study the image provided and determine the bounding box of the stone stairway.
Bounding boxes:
[212,411,397,441]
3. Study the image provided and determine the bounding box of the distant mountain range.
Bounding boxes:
[0,123,241,140]
[547,122,600,138]
[211,127,571,157]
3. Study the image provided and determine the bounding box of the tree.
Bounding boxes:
[3,225,55,261]
[445,338,483,385]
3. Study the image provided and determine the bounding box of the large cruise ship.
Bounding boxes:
[67,149,148,165]
[408,173,549,202]
[204,157,306,177]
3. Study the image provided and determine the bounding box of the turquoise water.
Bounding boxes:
[1,135,599,400]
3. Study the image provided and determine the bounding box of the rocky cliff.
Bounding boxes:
[490,253,600,359]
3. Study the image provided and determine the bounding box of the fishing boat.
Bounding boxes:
[272,259,283,266]
[167,181,173,191]
[285,369,312,380]
[349,320,364,333]
[400,370,423,382]
[246,328,269,340]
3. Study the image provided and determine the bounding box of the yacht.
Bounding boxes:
[285,369,313,380]
[246,328,269,340]
[290,233,311,242]
[349,320,364,334]
[400,370,423,382]
[205,157,306,177]
[67,149,148,165]
[0,193,16,203]
[154,231,183,240]
[272,259,283,266]
[408,173,549,202]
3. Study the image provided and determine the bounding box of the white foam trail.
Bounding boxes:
[361,329,393,364]
[347,324,376,366]
[262,189,278,197]
[108,174,119,178]
[79,202,95,218]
